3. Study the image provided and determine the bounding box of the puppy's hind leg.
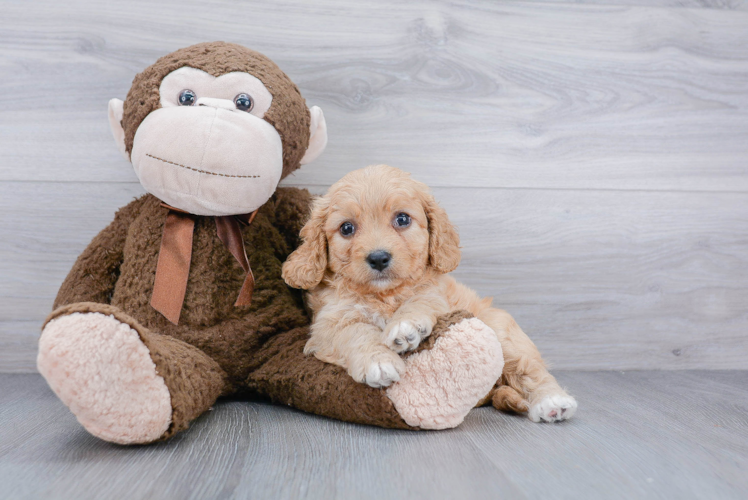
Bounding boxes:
[478,308,577,422]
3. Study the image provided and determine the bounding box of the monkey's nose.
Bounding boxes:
[366,250,392,271]
[195,97,236,111]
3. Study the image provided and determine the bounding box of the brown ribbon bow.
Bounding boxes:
[150,203,258,324]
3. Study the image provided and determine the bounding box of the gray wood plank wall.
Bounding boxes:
[1,0,747,372]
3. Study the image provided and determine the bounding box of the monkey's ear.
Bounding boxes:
[300,106,327,165]
[108,98,129,161]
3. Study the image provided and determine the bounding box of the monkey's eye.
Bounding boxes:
[234,93,254,112]
[340,221,355,237]
[178,89,196,106]
[394,213,411,228]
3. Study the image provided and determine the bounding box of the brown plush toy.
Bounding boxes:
[36,42,505,444]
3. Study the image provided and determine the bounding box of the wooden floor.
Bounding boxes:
[1,371,746,500]
[2,1,747,498]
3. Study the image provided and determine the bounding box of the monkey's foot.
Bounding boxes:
[386,317,504,429]
[38,312,172,444]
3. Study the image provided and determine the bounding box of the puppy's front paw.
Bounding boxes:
[349,350,406,388]
[529,394,578,423]
[384,317,433,353]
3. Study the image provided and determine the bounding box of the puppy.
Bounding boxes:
[283,165,577,422]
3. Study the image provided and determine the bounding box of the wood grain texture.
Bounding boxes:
[2,182,746,372]
[1,372,747,499]
[1,0,747,372]
[1,0,748,191]
[529,0,748,9]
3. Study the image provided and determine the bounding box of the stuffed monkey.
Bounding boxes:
[37,42,505,444]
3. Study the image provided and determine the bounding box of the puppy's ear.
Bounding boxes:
[422,190,461,274]
[282,196,329,289]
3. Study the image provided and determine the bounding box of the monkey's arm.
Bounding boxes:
[269,186,313,255]
[53,196,147,309]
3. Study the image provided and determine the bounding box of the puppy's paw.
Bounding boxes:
[529,394,578,423]
[384,317,433,353]
[349,351,406,388]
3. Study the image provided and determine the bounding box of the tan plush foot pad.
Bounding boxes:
[37,312,172,444]
[386,317,504,429]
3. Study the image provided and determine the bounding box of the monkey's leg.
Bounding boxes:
[38,303,226,444]
[247,311,503,430]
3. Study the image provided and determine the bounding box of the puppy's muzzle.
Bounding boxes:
[366,250,391,271]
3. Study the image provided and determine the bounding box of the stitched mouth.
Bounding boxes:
[146,154,261,179]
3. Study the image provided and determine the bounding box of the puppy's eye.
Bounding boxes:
[394,213,411,228]
[340,221,355,237]
[178,89,196,106]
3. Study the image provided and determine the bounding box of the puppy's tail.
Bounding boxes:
[491,385,529,413]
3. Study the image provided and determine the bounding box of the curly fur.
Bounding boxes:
[283,165,578,420]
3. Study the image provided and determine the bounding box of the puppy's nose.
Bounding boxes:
[366,250,392,271]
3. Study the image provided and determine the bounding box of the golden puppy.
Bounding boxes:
[283,165,577,422]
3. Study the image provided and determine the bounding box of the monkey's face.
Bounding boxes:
[131,68,283,216]
[108,44,327,216]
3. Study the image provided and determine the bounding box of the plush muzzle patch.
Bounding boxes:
[131,105,283,216]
